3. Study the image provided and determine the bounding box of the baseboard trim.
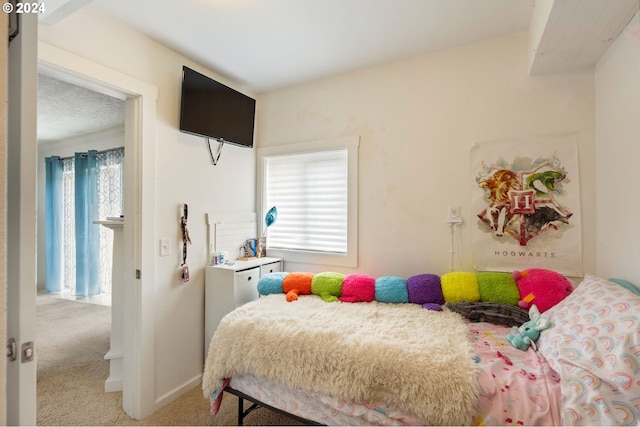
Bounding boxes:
[154,373,203,412]
[104,376,123,393]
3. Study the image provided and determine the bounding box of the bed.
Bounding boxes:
[203,274,640,425]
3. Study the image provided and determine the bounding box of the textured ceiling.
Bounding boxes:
[37,73,125,143]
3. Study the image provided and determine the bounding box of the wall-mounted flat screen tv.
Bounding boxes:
[179,66,256,148]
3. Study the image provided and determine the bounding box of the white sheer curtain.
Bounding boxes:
[58,148,124,295]
[96,149,124,294]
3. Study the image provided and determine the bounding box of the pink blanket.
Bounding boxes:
[471,322,561,425]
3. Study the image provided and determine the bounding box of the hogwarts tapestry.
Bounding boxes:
[470,135,582,276]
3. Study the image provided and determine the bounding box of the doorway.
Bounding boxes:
[36,72,124,422]
[36,42,159,420]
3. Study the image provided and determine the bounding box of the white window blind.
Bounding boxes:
[264,149,348,254]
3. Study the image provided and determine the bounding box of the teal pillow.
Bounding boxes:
[609,278,640,296]
[375,276,409,303]
[257,272,287,295]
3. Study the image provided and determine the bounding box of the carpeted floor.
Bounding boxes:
[36,296,298,426]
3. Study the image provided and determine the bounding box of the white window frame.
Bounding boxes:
[257,135,359,268]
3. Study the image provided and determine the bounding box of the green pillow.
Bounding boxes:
[477,272,520,306]
[311,272,344,302]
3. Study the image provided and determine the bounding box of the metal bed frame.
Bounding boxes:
[224,386,324,426]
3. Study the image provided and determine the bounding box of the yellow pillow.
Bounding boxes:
[441,272,480,303]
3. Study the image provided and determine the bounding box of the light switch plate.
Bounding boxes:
[160,238,170,256]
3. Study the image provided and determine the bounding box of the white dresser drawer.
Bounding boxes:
[234,267,260,307]
[260,260,282,276]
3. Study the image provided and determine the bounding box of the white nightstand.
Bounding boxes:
[204,257,282,358]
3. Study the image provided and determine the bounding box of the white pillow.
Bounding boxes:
[537,274,640,425]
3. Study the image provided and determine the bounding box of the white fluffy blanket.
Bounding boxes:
[203,294,479,425]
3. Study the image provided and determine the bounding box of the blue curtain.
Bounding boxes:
[74,150,100,297]
[45,156,64,292]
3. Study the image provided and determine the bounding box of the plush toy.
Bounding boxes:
[340,273,376,303]
[441,272,480,303]
[505,305,550,351]
[257,272,287,296]
[512,268,573,313]
[477,271,520,306]
[311,272,344,302]
[406,274,444,306]
[282,272,314,302]
[375,276,409,303]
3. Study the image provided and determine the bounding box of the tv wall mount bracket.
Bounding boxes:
[206,137,225,165]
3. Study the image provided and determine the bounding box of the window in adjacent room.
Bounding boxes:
[258,136,359,267]
[46,147,124,296]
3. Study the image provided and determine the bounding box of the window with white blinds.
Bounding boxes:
[264,149,348,254]
[258,136,359,267]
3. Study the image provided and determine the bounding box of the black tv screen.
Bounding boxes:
[179,66,256,148]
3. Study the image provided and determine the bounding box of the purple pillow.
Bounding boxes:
[407,274,444,305]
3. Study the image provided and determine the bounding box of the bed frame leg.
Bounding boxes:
[225,386,323,425]
[237,396,244,426]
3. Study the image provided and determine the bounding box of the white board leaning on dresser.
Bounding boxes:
[206,212,258,262]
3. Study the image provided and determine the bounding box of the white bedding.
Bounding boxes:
[203,294,480,425]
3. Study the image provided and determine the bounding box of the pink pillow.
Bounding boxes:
[513,268,573,313]
[339,273,375,303]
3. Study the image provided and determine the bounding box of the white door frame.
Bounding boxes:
[6,13,38,426]
[37,42,158,420]
[1,13,7,424]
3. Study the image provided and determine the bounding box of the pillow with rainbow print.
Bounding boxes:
[536,274,640,426]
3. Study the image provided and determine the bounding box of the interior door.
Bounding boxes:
[6,12,38,426]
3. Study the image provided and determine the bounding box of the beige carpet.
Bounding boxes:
[36,296,300,426]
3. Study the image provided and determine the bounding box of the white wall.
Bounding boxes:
[595,11,640,285]
[258,32,596,278]
[39,8,255,408]
[36,126,125,292]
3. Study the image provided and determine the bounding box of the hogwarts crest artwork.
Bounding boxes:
[470,136,582,276]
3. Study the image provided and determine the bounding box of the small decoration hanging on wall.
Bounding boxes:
[180,203,192,282]
[265,206,278,228]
